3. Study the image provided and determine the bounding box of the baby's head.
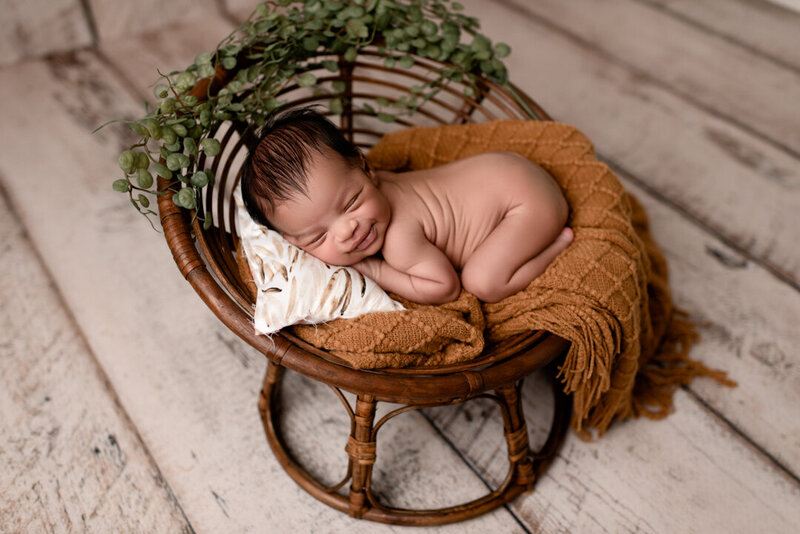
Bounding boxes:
[241,107,391,266]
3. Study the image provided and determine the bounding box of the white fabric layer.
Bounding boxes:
[233,186,403,335]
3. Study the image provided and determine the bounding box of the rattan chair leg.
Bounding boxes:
[258,364,571,526]
[345,395,377,518]
[496,383,536,488]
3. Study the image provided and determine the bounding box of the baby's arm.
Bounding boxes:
[352,222,460,305]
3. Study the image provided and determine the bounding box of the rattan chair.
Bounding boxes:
[156,51,571,526]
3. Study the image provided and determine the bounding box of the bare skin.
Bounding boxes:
[267,148,573,304]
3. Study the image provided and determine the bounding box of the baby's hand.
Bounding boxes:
[351,257,382,280]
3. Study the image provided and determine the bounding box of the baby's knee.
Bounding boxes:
[461,265,508,303]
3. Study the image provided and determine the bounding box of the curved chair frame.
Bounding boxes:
[156,51,571,526]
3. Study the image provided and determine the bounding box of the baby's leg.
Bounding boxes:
[461,213,573,303]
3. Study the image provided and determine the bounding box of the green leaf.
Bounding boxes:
[160,97,176,114]
[166,153,184,171]
[377,112,396,123]
[153,84,169,99]
[133,151,148,170]
[146,119,162,140]
[171,123,188,137]
[399,56,415,69]
[344,46,357,62]
[176,71,196,90]
[199,109,211,127]
[194,52,213,66]
[421,20,437,36]
[203,216,212,230]
[221,56,237,70]
[130,122,149,137]
[112,179,130,192]
[302,36,319,51]
[332,80,347,93]
[190,171,209,187]
[200,138,221,157]
[138,194,150,208]
[136,169,154,189]
[153,162,172,180]
[297,72,317,87]
[118,151,135,174]
[494,43,511,58]
[329,98,344,115]
[161,128,177,145]
[183,137,198,156]
[178,188,196,210]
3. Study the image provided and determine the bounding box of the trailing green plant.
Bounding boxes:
[105,0,520,227]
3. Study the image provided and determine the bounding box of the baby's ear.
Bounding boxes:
[358,150,377,183]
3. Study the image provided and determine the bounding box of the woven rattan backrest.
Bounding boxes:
[192,52,547,315]
[156,52,564,387]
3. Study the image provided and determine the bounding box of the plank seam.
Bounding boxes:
[0,176,197,534]
[494,0,800,161]
[602,156,800,292]
[682,386,800,486]
[78,0,99,48]
[633,0,800,75]
[418,410,534,533]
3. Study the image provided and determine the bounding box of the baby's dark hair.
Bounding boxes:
[241,106,361,227]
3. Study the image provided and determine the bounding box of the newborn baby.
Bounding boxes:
[241,107,573,305]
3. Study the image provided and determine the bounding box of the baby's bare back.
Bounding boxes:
[378,151,566,270]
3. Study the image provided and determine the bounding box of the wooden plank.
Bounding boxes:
[220,0,260,23]
[619,175,800,477]
[0,189,191,532]
[766,0,800,13]
[493,0,800,156]
[0,0,93,67]
[0,49,526,534]
[461,0,800,286]
[428,377,800,533]
[86,0,218,42]
[99,16,236,106]
[643,0,800,70]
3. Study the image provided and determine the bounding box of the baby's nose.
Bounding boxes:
[334,218,358,241]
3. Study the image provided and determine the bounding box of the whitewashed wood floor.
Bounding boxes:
[2,1,799,532]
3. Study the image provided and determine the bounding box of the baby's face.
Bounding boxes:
[268,148,391,266]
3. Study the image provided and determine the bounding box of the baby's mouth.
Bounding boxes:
[353,225,376,251]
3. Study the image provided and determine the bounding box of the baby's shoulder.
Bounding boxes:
[468,151,542,175]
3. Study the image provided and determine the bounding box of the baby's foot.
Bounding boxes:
[539,227,574,265]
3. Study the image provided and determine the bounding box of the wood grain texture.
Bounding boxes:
[0,191,191,533]
[461,0,800,286]
[99,16,236,106]
[3,1,800,531]
[428,374,800,533]
[621,176,800,478]
[0,46,526,534]
[87,0,218,42]
[642,0,800,70]
[220,0,261,23]
[493,0,800,156]
[0,0,93,67]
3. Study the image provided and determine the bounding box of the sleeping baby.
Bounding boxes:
[241,107,573,305]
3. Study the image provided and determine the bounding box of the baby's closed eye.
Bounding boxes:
[308,232,327,246]
[345,188,362,211]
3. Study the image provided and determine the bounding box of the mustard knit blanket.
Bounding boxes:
[266,120,733,436]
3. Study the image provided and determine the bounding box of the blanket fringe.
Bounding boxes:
[631,310,737,420]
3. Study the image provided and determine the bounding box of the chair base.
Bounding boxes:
[258,360,571,526]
